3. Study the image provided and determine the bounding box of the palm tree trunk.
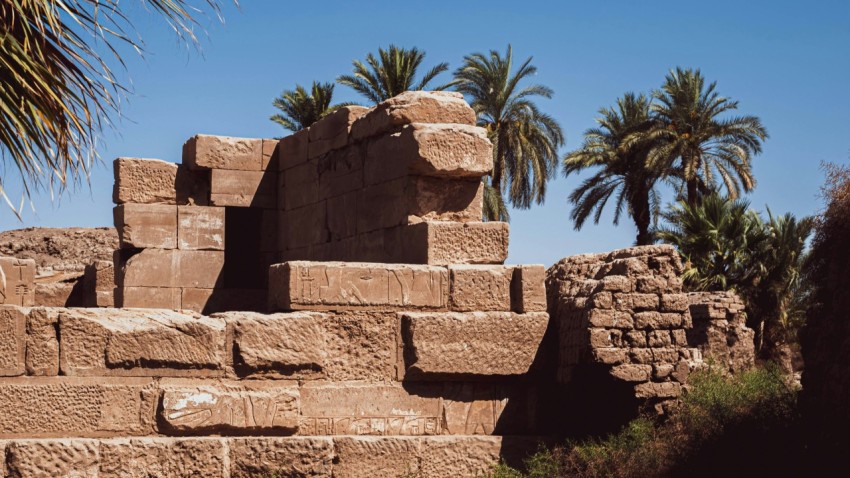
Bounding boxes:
[631,187,653,246]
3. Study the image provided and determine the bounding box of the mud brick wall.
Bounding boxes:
[687,291,755,373]
[546,245,756,409]
[0,258,551,477]
[112,91,509,314]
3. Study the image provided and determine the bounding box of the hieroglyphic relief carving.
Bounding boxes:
[0,258,35,307]
[160,389,299,432]
[287,262,448,309]
[298,416,440,436]
[439,383,509,435]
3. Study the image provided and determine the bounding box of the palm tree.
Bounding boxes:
[0,0,227,217]
[564,93,661,245]
[271,82,353,133]
[452,45,564,218]
[337,45,449,104]
[643,67,768,205]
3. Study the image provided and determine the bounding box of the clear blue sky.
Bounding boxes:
[2,0,848,266]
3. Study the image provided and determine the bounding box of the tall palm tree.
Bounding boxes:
[452,45,564,218]
[643,67,768,205]
[337,45,449,104]
[564,93,661,245]
[0,0,227,217]
[271,82,353,133]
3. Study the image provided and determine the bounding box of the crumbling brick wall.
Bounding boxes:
[687,291,755,373]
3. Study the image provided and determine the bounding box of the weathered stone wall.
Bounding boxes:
[113,91,506,313]
[546,245,757,416]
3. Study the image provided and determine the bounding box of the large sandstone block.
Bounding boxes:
[209,169,276,208]
[417,436,503,478]
[117,249,224,289]
[177,206,225,250]
[6,439,100,477]
[280,201,329,250]
[0,377,155,437]
[180,288,266,314]
[116,287,181,309]
[114,203,177,249]
[34,281,81,307]
[278,128,309,171]
[365,123,492,185]
[449,265,513,311]
[113,158,209,205]
[307,106,369,159]
[59,308,225,377]
[400,311,549,378]
[401,221,509,265]
[333,437,420,478]
[228,437,334,478]
[158,381,299,434]
[84,260,114,307]
[99,438,226,478]
[268,262,449,312]
[318,147,365,201]
[26,307,60,375]
[351,91,477,141]
[0,257,35,306]
[511,265,547,313]
[224,311,397,381]
[283,160,320,210]
[0,306,26,376]
[183,134,263,171]
[407,176,484,223]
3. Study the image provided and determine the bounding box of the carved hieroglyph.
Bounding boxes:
[270,262,449,311]
[161,386,299,433]
[0,257,35,307]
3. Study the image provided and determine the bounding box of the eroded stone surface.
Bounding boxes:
[228,437,334,478]
[6,439,100,478]
[114,204,177,249]
[183,134,263,171]
[417,436,503,478]
[405,221,509,265]
[351,91,477,141]
[177,206,225,250]
[269,262,449,311]
[0,257,35,307]
[511,265,547,313]
[0,306,26,376]
[333,436,420,478]
[26,307,60,375]
[59,308,225,376]
[401,311,549,377]
[99,437,226,477]
[449,265,512,311]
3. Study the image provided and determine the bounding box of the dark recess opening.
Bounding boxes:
[224,207,265,289]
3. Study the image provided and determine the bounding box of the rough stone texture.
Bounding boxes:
[84,260,114,307]
[183,134,263,171]
[404,221,510,265]
[224,311,396,381]
[307,106,370,159]
[400,311,549,378]
[116,286,181,310]
[0,257,35,306]
[114,203,177,249]
[209,169,276,208]
[228,437,334,478]
[33,282,82,307]
[0,378,154,437]
[269,262,449,312]
[177,206,225,250]
[0,306,26,376]
[113,158,209,206]
[333,436,420,478]
[687,291,755,373]
[417,436,502,478]
[512,265,547,313]
[59,308,225,377]
[351,91,477,141]
[159,380,299,434]
[0,227,116,278]
[117,249,224,289]
[99,438,226,477]
[6,439,100,477]
[26,307,60,375]
[449,265,513,311]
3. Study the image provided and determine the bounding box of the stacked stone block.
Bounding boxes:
[0,257,35,307]
[687,291,755,373]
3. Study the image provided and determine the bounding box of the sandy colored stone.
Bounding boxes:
[269,261,449,312]
[34,281,83,307]
[417,436,503,478]
[0,377,153,437]
[59,308,225,377]
[177,206,225,250]
[610,364,653,382]
[116,287,181,309]
[114,203,177,249]
[180,288,266,314]
[262,138,279,169]
[226,312,327,376]
[280,201,329,250]
[307,106,369,159]
[284,160,320,210]
[117,249,224,289]
[209,169,276,208]
[0,306,25,375]
[333,436,420,478]
[365,124,492,184]
[99,437,226,478]
[159,382,299,434]
[183,134,263,170]
[317,146,365,201]
[634,381,682,399]
[6,439,99,477]
[0,257,35,306]
[402,221,509,265]
[113,157,178,205]
[228,437,333,478]
[278,128,309,171]
[351,91,477,141]
[401,311,548,377]
[511,265,547,313]
[84,260,114,307]
[449,265,512,311]
[407,176,484,223]
[26,307,60,375]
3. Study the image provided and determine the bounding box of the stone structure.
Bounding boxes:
[687,291,755,373]
[0,92,756,476]
[0,257,35,307]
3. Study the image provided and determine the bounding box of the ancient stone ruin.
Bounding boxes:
[0,91,756,477]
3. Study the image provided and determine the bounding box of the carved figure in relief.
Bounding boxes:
[163,391,297,430]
